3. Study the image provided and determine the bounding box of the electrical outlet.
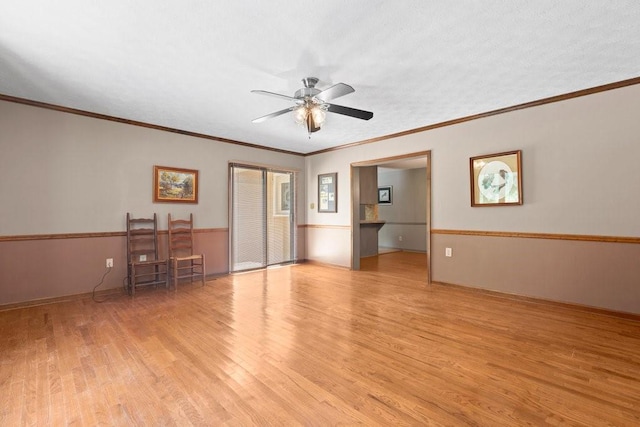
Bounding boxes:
[139,254,147,262]
[398,235,403,241]
[445,248,452,257]
[106,258,114,268]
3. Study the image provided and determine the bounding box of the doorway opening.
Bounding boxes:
[351,151,431,283]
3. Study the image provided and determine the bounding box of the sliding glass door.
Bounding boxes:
[230,164,295,272]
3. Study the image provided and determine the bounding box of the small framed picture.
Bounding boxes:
[470,150,522,206]
[318,173,337,213]
[378,186,392,205]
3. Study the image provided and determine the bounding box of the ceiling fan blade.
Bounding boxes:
[326,103,374,120]
[315,83,355,102]
[251,90,303,104]
[252,106,296,123]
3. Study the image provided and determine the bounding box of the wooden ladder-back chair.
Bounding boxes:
[126,213,169,295]
[168,213,206,290]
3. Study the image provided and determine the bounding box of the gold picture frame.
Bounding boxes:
[470,150,522,207]
[153,165,199,203]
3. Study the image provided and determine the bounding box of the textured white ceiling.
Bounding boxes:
[1,1,640,154]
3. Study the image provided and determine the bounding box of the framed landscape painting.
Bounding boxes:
[153,165,199,203]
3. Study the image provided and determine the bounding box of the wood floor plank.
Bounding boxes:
[1,251,639,425]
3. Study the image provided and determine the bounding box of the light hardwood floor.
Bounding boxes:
[1,252,639,425]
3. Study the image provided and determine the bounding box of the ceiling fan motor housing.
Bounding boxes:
[295,77,322,100]
[294,87,321,100]
[302,77,319,88]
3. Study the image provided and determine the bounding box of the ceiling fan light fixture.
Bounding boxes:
[294,102,326,137]
[252,76,373,138]
[305,110,321,135]
[310,105,326,125]
[293,105,308,124]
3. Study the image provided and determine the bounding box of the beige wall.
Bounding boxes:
[0,101,305,235]
[0,230,231,306]
[304,226,351,268]
[305,83,640,314]
[3,83,640,313]
[377,168,428,251]
[432,233,640,314]
[0,100,306,305]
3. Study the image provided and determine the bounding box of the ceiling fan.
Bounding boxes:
[251,77,373,137]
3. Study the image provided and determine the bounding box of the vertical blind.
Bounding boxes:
[230,164,295,272]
